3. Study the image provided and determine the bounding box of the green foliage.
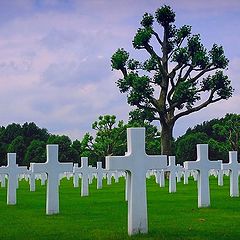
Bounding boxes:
[84,115,127,166]
[80,114,161,166]
[175,114,240,163]
[175,25,191,44]
[175,132,209,164]
[1,123,22,144]
[212,113,240,151]
[132,28,152,49]
[117,72,154,106]
[140,13,154,28]
[111,48,129,70]
[202,71,233,99]
[47,135,79,163]
[155,5,175,26]
[23,140,46,166]
[8,136,26,165]
[0,122,81,166]
[210,44,229,68]
[172,81,200,109]
[172,47,189,64]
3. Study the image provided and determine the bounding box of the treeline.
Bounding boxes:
[175,113,240,164]
[0,114,239,167]
[0,116,161,167]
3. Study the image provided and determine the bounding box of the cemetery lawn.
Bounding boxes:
[0,177,240,240]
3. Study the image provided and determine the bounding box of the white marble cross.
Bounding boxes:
[165,156,178,193]
[73,163,80,188]
[106,128,167,235]
[183,169,190,185]
[40,173,47,186]
[113,171,120,183]
[184,144,221,208]
[222,151,240,197]
[0,153,28,205]
[217,160,224,186]
[73,157,95,196]
[31,145,73,214]
[28,165,36,192]
[95,162,106,189]
[176,164,183,183]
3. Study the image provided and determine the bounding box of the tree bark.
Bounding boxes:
[160,123,174,156]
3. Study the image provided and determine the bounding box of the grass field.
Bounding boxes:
[0,176,240,240]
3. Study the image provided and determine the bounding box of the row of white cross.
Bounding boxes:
[0,128,239,236]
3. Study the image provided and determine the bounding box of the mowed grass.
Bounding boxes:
[0,176,240,240]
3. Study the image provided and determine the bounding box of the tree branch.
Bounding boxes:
[168,38,185,60]
[152,30,163,46]
[144,43,167,78]
[136,103,158,113]
[173,91,222,122]
[189,66,217,83]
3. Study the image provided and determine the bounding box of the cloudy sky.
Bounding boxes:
[0,0,239,140]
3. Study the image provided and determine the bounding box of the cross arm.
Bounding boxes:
[209,160,222,171]
[31,163,48,174]
[184,161,200,171]
[221,163,230,171]
[106,155,132,172]
[58,163,73,173]
[0,166,8,174]
[17,166,28,175]
[145,155,167,171]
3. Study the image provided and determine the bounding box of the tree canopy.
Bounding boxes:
[111,5,233,155]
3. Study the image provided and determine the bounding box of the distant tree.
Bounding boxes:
[23,140,46,166]
[128,109,161,154]
[175,132,209,164]
[175,114,240,163]
[91,115,126,165]
[207,138,229,162]
[80,133,94,157]
[7,136,26,165]
[1,123,22,144]
[111,5,233,155]
[81,114,162,166]
[22,122,49,145]
[0,142,7,165]
[71,139,81,163]
[47,135,79,162]
[213,113,240,152]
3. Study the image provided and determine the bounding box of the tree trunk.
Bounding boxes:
[161,123,174,156]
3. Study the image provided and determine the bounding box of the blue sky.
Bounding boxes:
[0,0,239,140]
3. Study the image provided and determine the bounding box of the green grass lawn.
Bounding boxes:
[0,176,240,240]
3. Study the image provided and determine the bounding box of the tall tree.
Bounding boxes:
[111,5,233,155]
[81,114,161,166]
